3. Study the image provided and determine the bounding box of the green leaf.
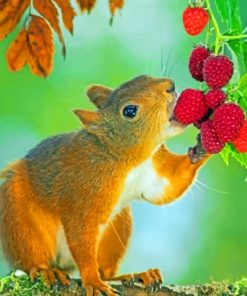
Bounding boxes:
[214,0,242,33]
[220,144,247,170]
[240,41,247,72]
[220,144,231,166]
[226,43,240,84]
[239,74,247,89]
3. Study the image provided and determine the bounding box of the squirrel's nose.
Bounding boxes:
[166,81,175,94]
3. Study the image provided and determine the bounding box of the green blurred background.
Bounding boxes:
[0,0,247,285]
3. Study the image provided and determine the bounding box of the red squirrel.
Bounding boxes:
[0,75,209,295]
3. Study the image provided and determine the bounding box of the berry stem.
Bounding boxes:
[221,34,247,41]
[205,0,247,54]
[205,0,221,54]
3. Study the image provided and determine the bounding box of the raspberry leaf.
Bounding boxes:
[221,144,247,169]
[214,0,242,33]
[225,43,240,84]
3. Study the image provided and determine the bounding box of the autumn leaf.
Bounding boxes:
[27,15,54,78]
[76,0,96,13]
[0,0,8,11]
[0,0,29,40]
[6,28,29,72]
[33,0,66,57]
[53,0,76,34]
[109,0,124,15]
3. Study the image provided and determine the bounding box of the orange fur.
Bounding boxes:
[0,75,209,295]
[152,145,210,205]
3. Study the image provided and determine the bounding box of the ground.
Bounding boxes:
[0,272,247,296]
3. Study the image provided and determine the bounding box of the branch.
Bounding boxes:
[0,278,236,295]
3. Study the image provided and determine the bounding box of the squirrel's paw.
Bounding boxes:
[84,280,122,296]
[188,134,207,164]
[30,267,70,287]
[134,268,163,292]
[85,285,121,296]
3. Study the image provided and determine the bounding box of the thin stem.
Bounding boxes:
[205,0,221,54]
[221,34,247,40]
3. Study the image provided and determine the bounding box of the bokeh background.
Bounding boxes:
[0,0,247,285]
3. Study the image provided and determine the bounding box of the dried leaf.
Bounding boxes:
[53,0,76,34]
[6,28,29,71]
[33,0,66,57]
[76,0,96,13]
[0,0,8,11]
[109,0,124,15]
[0,0,29,40]
[27,15,54,77]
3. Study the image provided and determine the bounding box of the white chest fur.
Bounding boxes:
[109,156,170,221]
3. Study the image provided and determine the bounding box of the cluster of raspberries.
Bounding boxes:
[174,46,246,154]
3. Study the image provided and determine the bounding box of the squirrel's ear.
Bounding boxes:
[73,109,100,126]
[87,85,112,108]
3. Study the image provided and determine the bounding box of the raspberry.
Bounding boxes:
[194,109,213,129]
[189,46,211,81]
[203,55,234,88]
[201,120,225,153]
[183,7,209,36]
[204,89,226,109]
[174,89,208,125]
[232,120,247,153]
[212,103,245,143]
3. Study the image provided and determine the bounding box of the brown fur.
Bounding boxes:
[0,75,208,296]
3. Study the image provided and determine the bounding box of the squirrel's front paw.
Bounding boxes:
[83,277,121,296]
[188,134,208,164]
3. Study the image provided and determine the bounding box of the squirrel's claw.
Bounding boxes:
[122,277,135,288]
[188,133,207,164]
[134,268,163,291]
[85,284,121,296]
[30,267,70,287]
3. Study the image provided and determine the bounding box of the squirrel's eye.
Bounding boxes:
[122,105,138,119]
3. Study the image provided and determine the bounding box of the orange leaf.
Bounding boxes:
[0,0,29,40]
[27,15,54,77]
[109,0,124,15]
[0,0,8,11]
[76,0,96,13]
[33,0,66,57]
[6,28,29,72]
[53,0,76,34]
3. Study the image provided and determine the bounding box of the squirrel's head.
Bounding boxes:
[74,75,183,157]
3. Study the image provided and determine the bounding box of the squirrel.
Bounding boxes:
[0,75,209,296]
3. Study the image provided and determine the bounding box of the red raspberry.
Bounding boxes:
[194,109,213,129]
[201,120,225,153]
[183,7,209,36]
[212,103,245,143]
[174,89,208,125]
[204,89,226,109]
[189,46,211,81]
[232,120,247,153]
[203,55,234,88]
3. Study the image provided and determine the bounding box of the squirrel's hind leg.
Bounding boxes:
[98,207,162,291]
[98,206,132,281]
[0,177,65,286]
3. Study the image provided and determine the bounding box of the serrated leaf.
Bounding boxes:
[53,0,76,34]
[240,41,247,72]
[76,0,96,13]
[0,0,29,40]
[27,15,54,77]
[214,0,242,33]
[6,28,29,72]
[220,144,231,166]
[220,144,247,169]
[225,43,240,84]
[33,0,66,57]
[109,0,124,15]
